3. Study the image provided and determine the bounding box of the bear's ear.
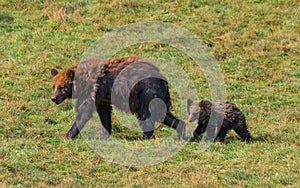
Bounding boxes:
[51,69,59,77]
[201,100,212,109]
[187,99,193,106]
[66,69,75,80]
[187,99,193,114]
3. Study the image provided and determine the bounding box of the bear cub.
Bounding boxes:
[187,99,252,142]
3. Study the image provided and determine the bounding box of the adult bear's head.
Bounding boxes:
[50,67,76,104]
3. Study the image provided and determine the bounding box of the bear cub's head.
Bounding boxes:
[187,99,212,122]
[50,68,76,104]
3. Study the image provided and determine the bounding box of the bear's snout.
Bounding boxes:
[51,96,64,104]
[51,96,59,104]
[188,114,197,122]
[51,97,56,102]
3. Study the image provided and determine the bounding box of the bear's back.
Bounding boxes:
[75,56,157,83]
[211,101,242,123]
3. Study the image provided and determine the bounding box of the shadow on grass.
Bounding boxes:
[113,134,143,141]
[44,118,58,125]
[188,135,269,144]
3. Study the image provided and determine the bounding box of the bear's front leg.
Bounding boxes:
[66,121,80,139]
[96,105,112,139]
[193,121,206,141]
[65,99,95,139]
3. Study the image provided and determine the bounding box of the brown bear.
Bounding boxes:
[187,99,252,142]
[50,57,186,140]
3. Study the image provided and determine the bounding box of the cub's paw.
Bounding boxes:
[193,132,201,142]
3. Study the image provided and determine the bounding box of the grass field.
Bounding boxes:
[0,0,299,187]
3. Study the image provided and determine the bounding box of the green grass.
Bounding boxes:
[0,0,299,187]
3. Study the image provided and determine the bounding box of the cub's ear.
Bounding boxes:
[200,100,212,109]
[51,69,59,77]
[187,99,193,106]
[66,69,75,80]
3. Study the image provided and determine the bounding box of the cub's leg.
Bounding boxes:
[216,127,229,142]
[193,121,206,141]
[97,105,112,139]
[66,99,95,139]
[233,118,252,142]
[204,112,224,142]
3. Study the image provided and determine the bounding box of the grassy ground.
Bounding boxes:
[0,0,299,187]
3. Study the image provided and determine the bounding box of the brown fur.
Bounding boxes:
[51,66,77,104]
[51,57,186,140]
[187,99,252,142]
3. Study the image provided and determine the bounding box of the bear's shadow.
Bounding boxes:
[188,135,267,144]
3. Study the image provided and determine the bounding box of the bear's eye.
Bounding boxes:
[64,87,68,92]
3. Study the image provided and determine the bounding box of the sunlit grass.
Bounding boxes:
[0,0,299,187]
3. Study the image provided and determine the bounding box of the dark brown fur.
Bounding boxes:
[187,99,252,142]
[51,57,185,140]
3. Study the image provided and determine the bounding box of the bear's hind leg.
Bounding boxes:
[234,120,252,143]
[163,112,186,140]
[139,119,155,139]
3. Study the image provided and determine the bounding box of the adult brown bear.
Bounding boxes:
[51,57,186,140]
